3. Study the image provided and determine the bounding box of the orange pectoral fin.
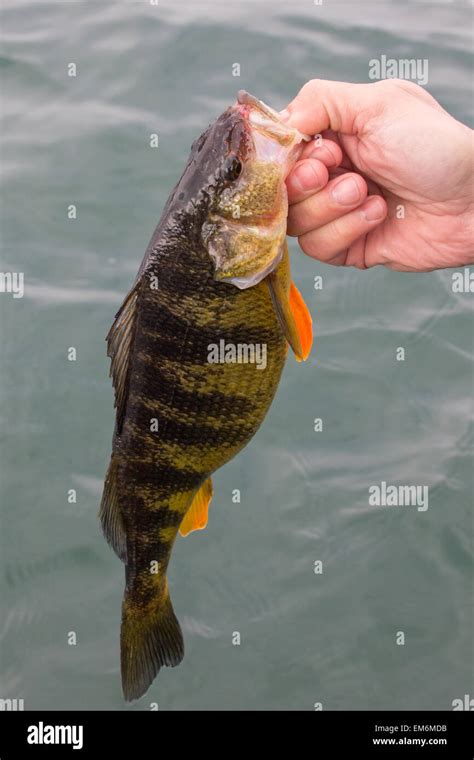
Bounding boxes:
[179,478,213,537]
[289,281,313,362]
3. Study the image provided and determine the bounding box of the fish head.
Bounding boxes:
[199,91,310,289]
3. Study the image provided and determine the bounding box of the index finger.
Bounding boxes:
[280,79,380,135]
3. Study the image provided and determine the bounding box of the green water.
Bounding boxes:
[1,0,472,711]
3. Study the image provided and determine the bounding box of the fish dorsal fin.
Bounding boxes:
[99,454,127,562]
[179,478,213,537]
[106,282,140,433]
[288,281,313,362]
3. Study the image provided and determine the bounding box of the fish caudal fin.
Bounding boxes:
[120,584,184,702]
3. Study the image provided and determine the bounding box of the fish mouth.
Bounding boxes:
[237,90,278,116]
[206,91,310,291]
[234,90,310,162]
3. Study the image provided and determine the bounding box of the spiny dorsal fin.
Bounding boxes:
[179,478,213,537]
[106,282,140,434]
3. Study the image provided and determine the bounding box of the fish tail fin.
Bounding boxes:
[120,580,184,702]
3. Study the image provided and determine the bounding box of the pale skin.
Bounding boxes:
[281,79,474,271]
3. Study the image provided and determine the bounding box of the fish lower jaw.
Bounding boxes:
[214,245,286,290]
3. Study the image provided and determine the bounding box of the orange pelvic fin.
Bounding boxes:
[179,478,213,537]
[289,281,313,362]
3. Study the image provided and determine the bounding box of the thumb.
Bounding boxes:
[280,79,382,136]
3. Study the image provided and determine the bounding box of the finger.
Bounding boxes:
[298,136,343,168]
[328,166,383,196]
[310,131,354,170]
[297,195,388,266]
[280,79,382,135]
[287,172,368,237]
[286,159,329,204]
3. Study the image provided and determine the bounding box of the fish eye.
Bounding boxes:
[223,154,242,182]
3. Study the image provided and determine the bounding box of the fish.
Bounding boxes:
[99,90,313,701]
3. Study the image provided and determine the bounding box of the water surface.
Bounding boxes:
[1,0,472,710]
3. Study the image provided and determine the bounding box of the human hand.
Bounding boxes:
[282,79,474,271]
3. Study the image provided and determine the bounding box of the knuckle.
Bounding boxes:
[380,78,421,95]
[302,78,322,95]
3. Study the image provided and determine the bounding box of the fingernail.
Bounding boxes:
[331,177,361,205]
[292,161,322,192]
[360,197,385,221]
[279,108,290,122]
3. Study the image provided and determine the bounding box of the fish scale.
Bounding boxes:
[99,92,313,701]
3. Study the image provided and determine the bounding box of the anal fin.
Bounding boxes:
[179,478,213,537]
